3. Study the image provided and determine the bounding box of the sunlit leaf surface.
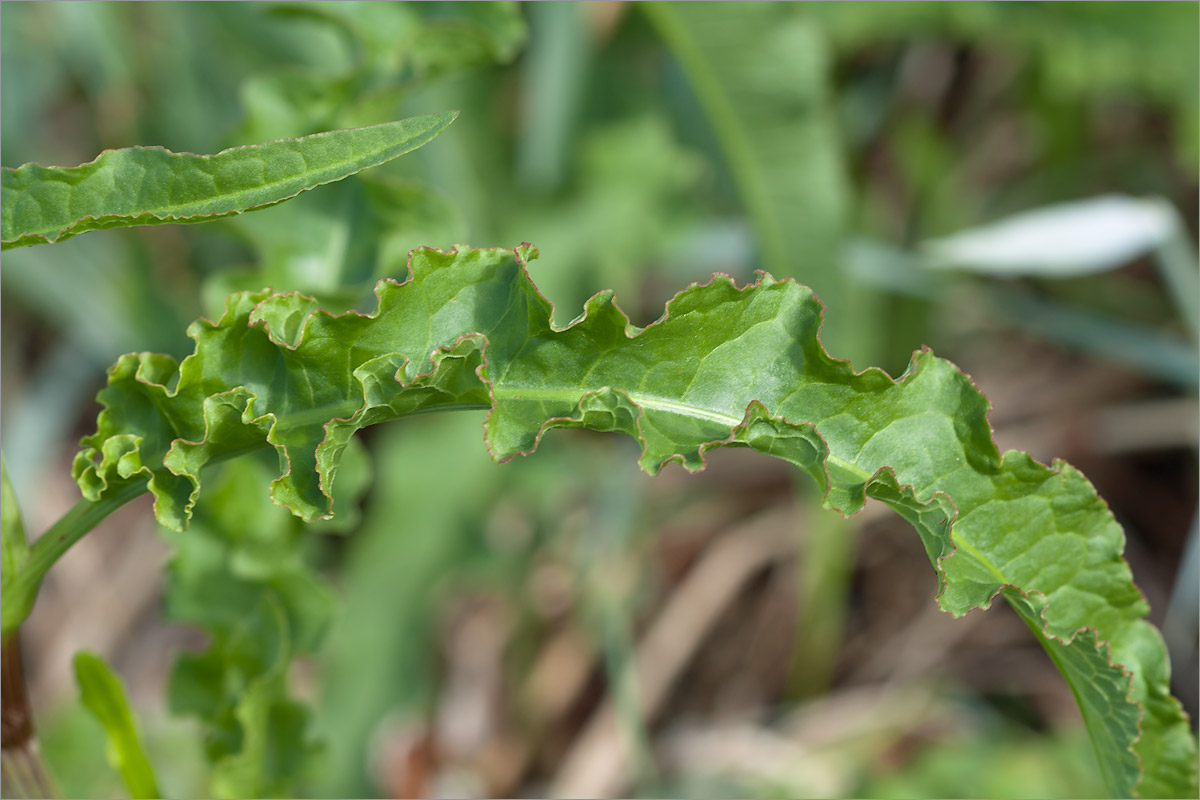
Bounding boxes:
[72,245,1198,798]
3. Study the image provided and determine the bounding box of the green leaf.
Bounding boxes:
[210,674,319,800]
[74,245,1197,797]
[73,651,162,799]
[265,1,527,76]
[404,1,529,72]
[166,592,320,798]
[160,444,363,795]
[1,112,457,249]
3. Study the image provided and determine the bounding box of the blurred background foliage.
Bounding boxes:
[2,2,1196,797]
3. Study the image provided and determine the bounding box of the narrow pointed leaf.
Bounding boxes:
[73,245,1197,797]
[1,112,457,249]
[74,651,162,799]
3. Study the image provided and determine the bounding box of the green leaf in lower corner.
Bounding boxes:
[1,111,457,249]
[167,592,321,799]
[210,674,322,800]
[73,651,162,799]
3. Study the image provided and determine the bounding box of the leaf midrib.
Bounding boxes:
[112,142,396,220]
[266,383,1012,588]
[493,383,1016,587]
[489,383,874,482]
[23,146,377,228]
[5,116,451,239]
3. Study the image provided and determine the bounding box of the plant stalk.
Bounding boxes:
[1,482,147,640]
[1,636,57,799]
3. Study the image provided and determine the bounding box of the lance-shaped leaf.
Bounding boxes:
[1,112,457,249]
[74,651,162,799]
[72,245,1197,797]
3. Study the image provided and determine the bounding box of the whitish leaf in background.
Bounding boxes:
[920,194,1177,277]
[1,113,457,249]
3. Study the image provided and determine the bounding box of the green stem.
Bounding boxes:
[1,482,147,640]
[1,396,497,642]
[2,458,60,798]
[788,486,857,699]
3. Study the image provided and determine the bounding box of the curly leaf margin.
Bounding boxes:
[72,244,1197,798]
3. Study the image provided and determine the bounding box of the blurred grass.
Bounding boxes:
[314,414,501,797]
[3,2,1196,797]
[857,723,1107,799]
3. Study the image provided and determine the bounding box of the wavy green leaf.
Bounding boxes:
[73,651,161,799]
[72,245,1197,797]
[161,443,368,795]
[168,591,319,798]
[1,112,457,249]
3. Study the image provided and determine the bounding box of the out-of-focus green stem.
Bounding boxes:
[74,651,161,798]
[1,458,60,798]
[517,1,589,192]
[788,483,857,699]
[1,482,147,640]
